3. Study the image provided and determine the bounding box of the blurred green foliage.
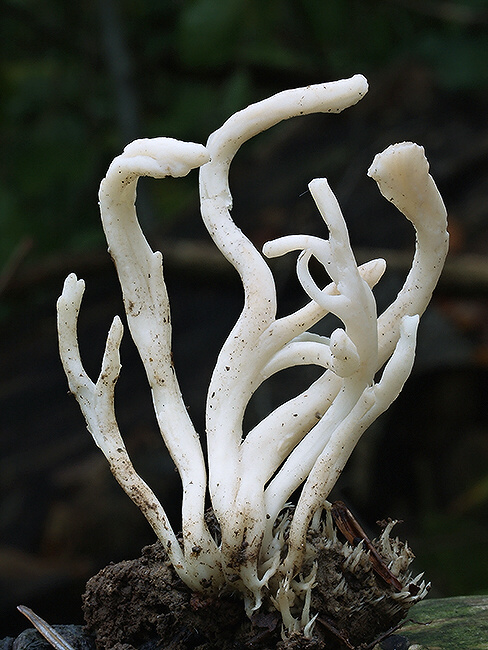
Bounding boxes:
[2,0,488,269]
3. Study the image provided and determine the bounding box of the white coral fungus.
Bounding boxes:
[57,75,448,632]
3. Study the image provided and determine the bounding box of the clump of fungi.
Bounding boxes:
[57,75,448,648]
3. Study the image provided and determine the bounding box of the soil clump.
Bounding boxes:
[83,542,283,650]
[83,519,420,650]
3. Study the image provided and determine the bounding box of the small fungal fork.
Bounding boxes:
[57,74,448,633]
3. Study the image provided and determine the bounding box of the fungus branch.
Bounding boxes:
[57,75,448,630]
[200,75,369,516]
[57,274,186,575]
[59,138,223,590]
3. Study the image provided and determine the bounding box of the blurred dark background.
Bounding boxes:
[1,0,488,639]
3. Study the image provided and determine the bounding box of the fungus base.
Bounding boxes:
[82,513,422,650]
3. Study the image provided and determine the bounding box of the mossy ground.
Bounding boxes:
[400,595,488,649]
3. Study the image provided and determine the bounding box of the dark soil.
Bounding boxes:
[83,542,288,650]
[82,518,419,650]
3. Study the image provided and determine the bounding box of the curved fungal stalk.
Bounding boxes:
[200,75,370,597]
[57,76,447,633]
[199,78,369,492]
[59,138,224,590]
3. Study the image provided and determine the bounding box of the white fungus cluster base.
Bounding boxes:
[57,75,447,639]
[82,503,428,649]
